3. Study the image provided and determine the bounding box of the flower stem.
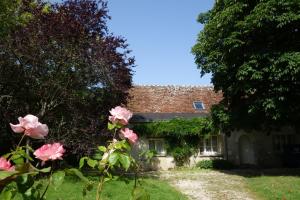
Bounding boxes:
[16,133,26,149]
[96,176,104,200]
[26,138,30,163]
[40,165,53,200]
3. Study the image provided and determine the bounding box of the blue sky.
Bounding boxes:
[50,0,214,85]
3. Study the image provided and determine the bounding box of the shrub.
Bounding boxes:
[196,159,213,169]
[196,159,235,170]
[171,146,194,167]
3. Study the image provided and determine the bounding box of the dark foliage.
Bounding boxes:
[196,159,235,170]
[0,0,134,159]
[192,0,300,132]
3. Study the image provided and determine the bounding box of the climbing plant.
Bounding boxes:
[133,117,219,166]
[133,117,218,137]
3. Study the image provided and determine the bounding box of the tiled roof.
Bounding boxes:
[127,85,223,114]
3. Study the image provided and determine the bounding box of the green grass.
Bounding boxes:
[44,176,187,200]
[246,175,300,200]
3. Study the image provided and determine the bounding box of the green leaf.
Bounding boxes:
[38,167,51,173]
[108,122,116,130]
[10,154,24,165]
[131,187,150,200]
[0,171,18,181]
[108,152,119,166]
[0,188,14,200]
[114,141,124,150]
[51,171,65,190]
[79,157,88,169]
[87,159,98,168]
[16,174,34,193]
[98,146,107,152]
[119,154,131,171]
[92,153,102,160]
[65,168,89,183]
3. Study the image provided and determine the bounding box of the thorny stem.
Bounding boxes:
[96,126,123,200]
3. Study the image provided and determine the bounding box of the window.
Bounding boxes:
[193,101,205,110]
[273,135,294,152]
[148,138,166,156]
[199,135,220,155]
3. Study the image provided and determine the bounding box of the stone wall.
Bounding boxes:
[226,128,300,167]
[133,136,224,171]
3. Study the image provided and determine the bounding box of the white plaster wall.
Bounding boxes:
[133,136,224,170]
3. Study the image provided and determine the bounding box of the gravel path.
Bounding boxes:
[159,170,258,200]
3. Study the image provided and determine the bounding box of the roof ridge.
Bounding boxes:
[132,84,213,88]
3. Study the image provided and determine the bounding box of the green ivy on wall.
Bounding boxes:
[133,117,220,167]
[133,117,218,137]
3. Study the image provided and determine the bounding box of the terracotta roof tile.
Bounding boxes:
[127,85,223,114]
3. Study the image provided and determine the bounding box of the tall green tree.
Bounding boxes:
[0,0,33,37]
[0,0,134,158]
[192,0,300,132]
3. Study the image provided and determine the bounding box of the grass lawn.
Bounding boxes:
[43,176,187,200]
[246,174,300,200]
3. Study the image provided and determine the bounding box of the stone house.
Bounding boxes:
[127,85,300,170]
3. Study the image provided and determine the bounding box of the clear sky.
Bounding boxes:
[50,0,215,85]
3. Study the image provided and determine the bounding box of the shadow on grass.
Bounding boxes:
[214,167,300,178]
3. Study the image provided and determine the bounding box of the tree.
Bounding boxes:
[192,0,300,132]
[0,0,134,158]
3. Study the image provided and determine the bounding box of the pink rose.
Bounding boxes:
[34,143,65,162]
[0,157,15,171]
[10,114,49,139]
[109,106,133,125]
[120,128,138,144]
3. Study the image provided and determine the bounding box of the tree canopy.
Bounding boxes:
[0,0,134,158]
[192,0,300,132]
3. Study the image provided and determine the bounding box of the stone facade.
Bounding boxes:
[133,136,224,170]
[127,85,300,169]
[226,128,300,167]
[128,85,224,170]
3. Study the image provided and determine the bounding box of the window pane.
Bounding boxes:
[156,140,164,154]
[149,140,155,151]
[212,136,217,146]
[199,145,204,153]
[212,136,218,152]
[205,138,210,151]
[193,101,204,110]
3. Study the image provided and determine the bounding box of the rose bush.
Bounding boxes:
[80,106,150,200]
[0,114,66,200]
[0,106,149,200]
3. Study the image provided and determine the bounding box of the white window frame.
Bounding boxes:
[148,138,166,156]
[193,101,205,110]
[199,135,220,156]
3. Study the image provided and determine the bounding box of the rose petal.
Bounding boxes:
[25,124,49,139]
[21,114,39,129]
[9,123,25,133]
